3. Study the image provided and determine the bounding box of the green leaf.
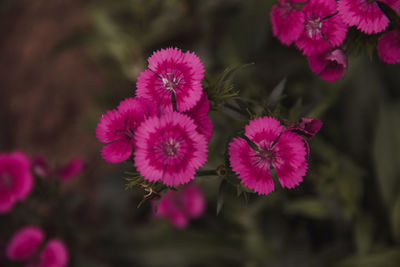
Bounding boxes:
[337,248,400,267]
[354,215,374,255]
[266,77,286,108]
[373,103,400,207]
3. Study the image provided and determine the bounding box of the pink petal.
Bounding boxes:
[6,226,44,261]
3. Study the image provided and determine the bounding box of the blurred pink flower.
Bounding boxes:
[0,151,33,213]
[377,27,400,64]
[134,112,208,186]
[337,0,398,34]
[58,157,85,181]
[6,226,44,261]
[296,0,347,55]
[154,183,206,228]
[36,239,69,267]
[307,48,348,82]
[96,97,157,163]
[270,0,307,45]
[136,47,205,112]
[229,116,308,195]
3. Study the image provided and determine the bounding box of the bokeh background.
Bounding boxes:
[1,0,400,266]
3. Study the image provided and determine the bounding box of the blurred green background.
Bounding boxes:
[1,0,400,266]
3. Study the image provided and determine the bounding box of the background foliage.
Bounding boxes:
[1,0,400,266]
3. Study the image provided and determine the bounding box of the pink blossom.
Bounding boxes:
[96,97,157,163]
[6,226,44,261]
[288,117,323,139]
[0,151,33,213]
[185,93,213,142]
[229,116,308,195]
[377,27,400,64]
[271,0,307,45]
[154,183,206,228]
[307,48,348,82]
[36,239,69,267]
[58,157,84,181]
[136,47,204,112]
[337,0,398,34]
[381,0,400,16]
[296,0,347,55]
[134,112,208,186]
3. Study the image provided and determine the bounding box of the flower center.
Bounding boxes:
[162,73,181,93]
[162,138,180,156]
[253,148,275,168]
[306,17,322,38]
[1,173,13,189]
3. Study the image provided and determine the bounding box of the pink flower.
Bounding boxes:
[58,157,85,181]
[307,48,348,82]
[134,112,208,186]
[136,47,205,112]
[296,0,347,55]
[337,0,397,34]
[0,151,33,213]
[6,226,44,261]
[96,97,157,163]
[154,183,206,228]
[381,0,400,16]
[36,239,69,267]
[270,0,307,45]
[288,117,323,139]
[185,93,213,142]
[229,116,308,195]
[377,27,400,64]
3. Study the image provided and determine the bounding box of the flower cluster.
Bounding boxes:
[6,226,68,267]
[229,117,321,195]
[96,47,212,187]
[0,151,33,213]
[271,0,400,82]
[153,183,205,228]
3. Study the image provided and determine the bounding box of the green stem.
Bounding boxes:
[196,169,218,177]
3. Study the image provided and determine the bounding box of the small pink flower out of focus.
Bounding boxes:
[0,151,33,214]
[58,157,85,181]
[153,183,206,229]
[6,225,69,267]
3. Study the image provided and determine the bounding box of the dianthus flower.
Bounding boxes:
[134,112,208,186]
[6,226,44,261]
[307,48,348,82]
[33,239,69,267]
[229,116,308,195]
[185,93,213,142]
[270,0,307,45]
[377,27,400,64]
[96,97,157,163]
[136,47,205,112]
[0,151,33,213]
[337,0,399,34]
[7,226,69,267]
[58,157,85,181]
[153,183,205,228]
[296,0,347,55]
